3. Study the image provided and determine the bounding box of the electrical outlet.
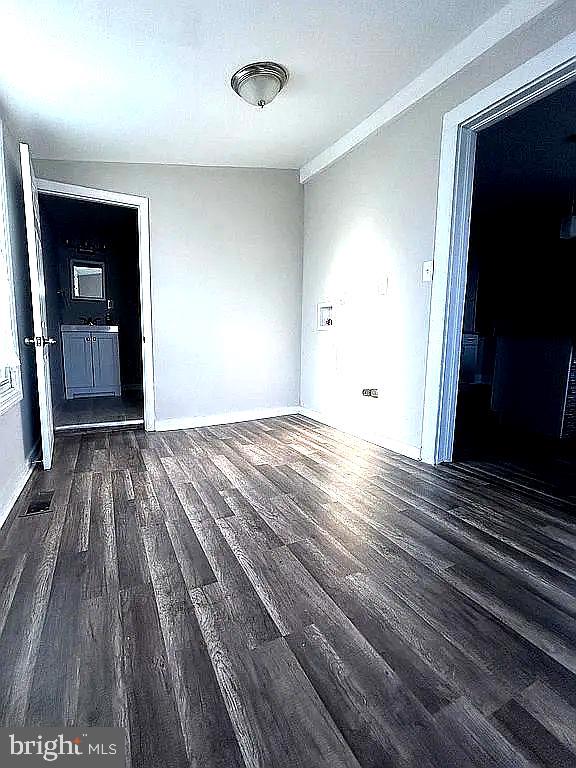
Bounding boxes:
[377,276,389,296]
[370,388,379,398]
[317,302,334,330]
[422,260,434,282]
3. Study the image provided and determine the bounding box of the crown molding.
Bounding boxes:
[299,0,560,183]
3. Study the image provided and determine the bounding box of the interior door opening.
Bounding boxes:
[38,194,144,432]
[20,164,155,466]
[452,80,576,488]
[421,35,576,467]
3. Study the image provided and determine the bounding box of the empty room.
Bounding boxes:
[0,1,576,766]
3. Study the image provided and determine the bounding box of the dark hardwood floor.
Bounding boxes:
[54,392,144,429]
[1,415,576,767]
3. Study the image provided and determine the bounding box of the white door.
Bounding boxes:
[20,143,55,470]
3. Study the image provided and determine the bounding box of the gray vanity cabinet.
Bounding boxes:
[62,327,121,399]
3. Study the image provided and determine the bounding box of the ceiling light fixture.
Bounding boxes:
[231,62,289,108]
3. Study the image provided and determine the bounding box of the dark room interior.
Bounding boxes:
[454,80,576,491]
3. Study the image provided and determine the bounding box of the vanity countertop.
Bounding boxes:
[61,324,118,333]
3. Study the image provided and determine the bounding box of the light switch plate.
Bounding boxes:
[422,260,434,282]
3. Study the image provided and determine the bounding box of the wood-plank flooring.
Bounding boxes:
[54,394,144,429]
[1,415,576,767]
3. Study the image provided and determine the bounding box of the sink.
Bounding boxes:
[61,324,118,333]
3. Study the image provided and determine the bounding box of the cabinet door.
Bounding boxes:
[62,333,93,389]
[92,333,120,390]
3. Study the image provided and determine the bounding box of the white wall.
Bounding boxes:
[0,119,40,525]
[33,161,303,428]
[300,0,576,457]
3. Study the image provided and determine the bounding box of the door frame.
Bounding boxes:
[36,178,156,431]
[420,31,576,465]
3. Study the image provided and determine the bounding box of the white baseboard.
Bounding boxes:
[297,407,422,461]
[154,403,421,461]
[0,443,39,532]
[155,406,300,432]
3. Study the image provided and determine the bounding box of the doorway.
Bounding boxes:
[421,31,576,465]
[36,179,156,438]
[39,194,145,432]
[21,153,155,469]
[452,81,576,471]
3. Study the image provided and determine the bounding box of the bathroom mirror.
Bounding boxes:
[71,261,105,300]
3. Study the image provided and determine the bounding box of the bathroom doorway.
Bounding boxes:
[39,193,145,431]
[24,172,155,450]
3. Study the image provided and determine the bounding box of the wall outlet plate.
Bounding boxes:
[377,276,389,296]
[422,260,434,282]
[317,301,334,330]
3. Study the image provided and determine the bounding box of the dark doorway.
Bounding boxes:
[39,195,143,430]
[453,80,576,489]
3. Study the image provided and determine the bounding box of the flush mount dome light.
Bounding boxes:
[231,62,289,108]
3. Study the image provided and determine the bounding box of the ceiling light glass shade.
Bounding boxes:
[237,73,281,106]
[231,62,289,108]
